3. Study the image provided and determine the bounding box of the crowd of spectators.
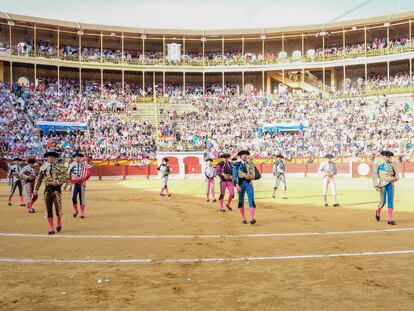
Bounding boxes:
[315,37,413,59]
[158,91,414,159]
[0,80,156,160]
[1,73,414,161]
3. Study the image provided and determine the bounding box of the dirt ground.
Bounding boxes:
[0,180,413,310]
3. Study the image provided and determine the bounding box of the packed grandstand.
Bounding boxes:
[1,11,414,161]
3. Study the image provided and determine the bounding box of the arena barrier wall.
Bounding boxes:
[184,156,202,174]
[351,161,408,178]
[85,161,411,179]
[1,161,412,180]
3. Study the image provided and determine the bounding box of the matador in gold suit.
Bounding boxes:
[34,151,69,235]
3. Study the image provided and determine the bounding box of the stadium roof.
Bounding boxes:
[1,10,414,36]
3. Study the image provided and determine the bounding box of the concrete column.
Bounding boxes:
[0,62,4,82]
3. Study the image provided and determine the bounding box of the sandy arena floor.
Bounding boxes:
[0,180,413,310]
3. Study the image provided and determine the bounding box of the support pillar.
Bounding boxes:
[100,69,103,94]
[301,33,304,61]
[364,63,367,85]
[262,37,265,62]
[142,37,145,64]
[222,36,225,64]
[57,66,60,95]
[9,24,12,56]
[241,36,245,63]
[100,32,103,63]
[343,65,346,92]
[0,62,5,82]
[57,27,60,59]
[364,25,367,57]
[162,35,166,65]
[122,70,125,94]
[153,72,156,102]
[266,74,271,94]
[262,71,265,94]
[322,67,325,99]
[79,68,82,94]
[202,72,205,95]
[10,62,12,86]
[34,63,37,87]
[163,71,166,96]
[242,71,245,94]
[121,33,124,63]
[34,25,37,56]
[183,36,186,64]
[387,61,390,89]
[183,72,185,96]
[202,39,205,65]
[222,72,225,95]
[142,71,145,96]
[330,68,337,90]
[387,25,390,55]
[78,32,82,62]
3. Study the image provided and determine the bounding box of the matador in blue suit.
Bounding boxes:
[373,150,399,225]
[233,150,256,225]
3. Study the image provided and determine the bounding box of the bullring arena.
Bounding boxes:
[1,1,414,310]
[1,165,414,310]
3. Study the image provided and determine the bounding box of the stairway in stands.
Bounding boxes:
[268,71,331,96]
[128,102,159,142]
[128,102,158,124]
[128,101,198,143]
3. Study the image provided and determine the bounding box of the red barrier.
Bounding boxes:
[3,161,414,180]
[261,164,272,174]
[149,165,158,175]
[165,157,179,175]
[352,162,374,178]
[288,164,307,174]
[336,163,350,173]
[352,161,408,178]
[184,156,201,174]
[88,165,158,179]
[185,164,202,174]
[0,168,6,179]
[90,166,102,180]
[183,156,200,165]
[127,165,149,176]
[256,163,263,174]
[99,166,124,177]
[306,164,320,174]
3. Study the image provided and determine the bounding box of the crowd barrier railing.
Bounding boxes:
[8,44,414,67]
[1,157,413,180]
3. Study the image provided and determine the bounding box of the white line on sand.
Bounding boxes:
[1,250,414,264]
[1,227,414,239]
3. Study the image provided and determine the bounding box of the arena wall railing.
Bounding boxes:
[3,38,414,67]
[0,158,412,180]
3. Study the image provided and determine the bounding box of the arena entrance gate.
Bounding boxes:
[156,152,205,179]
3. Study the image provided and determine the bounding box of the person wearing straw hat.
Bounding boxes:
[19,158,38,213]
[317,153,339,207]
[204,158,217,202]
[7,157,25,207]
[68,152,92,218]
[215,153,234,212]
[373,150,399,225]
[272,154,287,199]
[33,151,69,235]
